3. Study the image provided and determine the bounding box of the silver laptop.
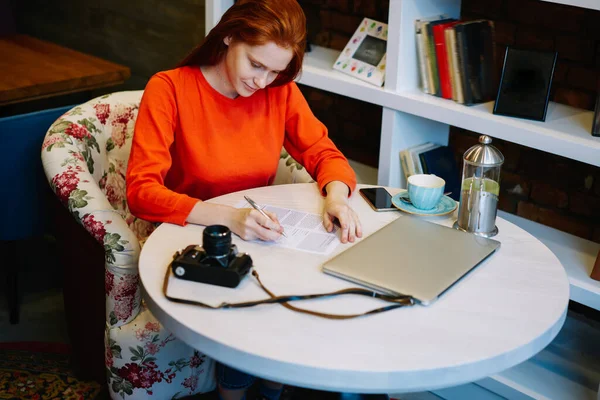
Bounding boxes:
[322,215,501,305]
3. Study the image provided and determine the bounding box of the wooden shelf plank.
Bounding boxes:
[499,211,600,311]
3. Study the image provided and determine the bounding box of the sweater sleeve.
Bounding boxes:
[283,82,356,195]
[126,74,199,225]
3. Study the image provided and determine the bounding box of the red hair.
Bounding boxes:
[177,0,306,87]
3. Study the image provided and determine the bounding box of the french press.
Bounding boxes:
[453,135,504,237]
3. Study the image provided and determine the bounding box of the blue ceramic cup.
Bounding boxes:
[407,174,445,210]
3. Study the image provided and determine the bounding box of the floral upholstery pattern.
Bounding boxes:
[41,90,312,399]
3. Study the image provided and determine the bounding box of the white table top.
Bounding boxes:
[139,183,570,393]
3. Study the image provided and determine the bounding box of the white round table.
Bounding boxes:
[139,183,569,394]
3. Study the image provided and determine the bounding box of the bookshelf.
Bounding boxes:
[205,0,600,398]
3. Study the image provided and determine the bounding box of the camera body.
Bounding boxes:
[171,225,252,288]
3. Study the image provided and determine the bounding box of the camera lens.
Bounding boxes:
[203,225,232,258]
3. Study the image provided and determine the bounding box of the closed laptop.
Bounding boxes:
[322,215,500,305]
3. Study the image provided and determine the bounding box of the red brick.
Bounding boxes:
[570,192,600,217]
[594,173,600,196]
[495,44,508,77]
[498,193,519,214]
[556,35,594,64]
[553,63,568,85]
[502,171,531,198]
[592,227,600,244]
[530,182,569,208]
[330,12,363,36]
[517,201,593,239]
[325,0,350,13]
[518,148,555,183]
[341,120,368,142]
[492,140,521,172]
[448,129,480,158]
[314,30,331,47]
[335,95,382,125]
[378,0,389,23]
[319,9,333,30]
[506,0,546,27]
[566,66,599,92]
[583,8,600,38]
[462,0,504,19]
[515,26,554,51]
[539,4,587,34]
[353,0,378,20]
[526,154,589,191]
[315,110,339,137]
[306,87,335,111]
[329,32,351,51]
[554,88,595,110]
[493,20,517,46]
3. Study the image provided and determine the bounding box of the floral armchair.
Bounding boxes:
[41,90,313,399]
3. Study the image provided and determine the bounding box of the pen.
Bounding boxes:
[244,196,287,238]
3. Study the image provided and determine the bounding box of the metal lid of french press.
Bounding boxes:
[463,135,504,167]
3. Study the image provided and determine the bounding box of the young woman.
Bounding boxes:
[126,0,362,398]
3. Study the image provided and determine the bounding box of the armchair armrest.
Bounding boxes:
[42,114,143,327]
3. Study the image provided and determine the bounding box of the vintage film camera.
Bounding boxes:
[171,225,252,288]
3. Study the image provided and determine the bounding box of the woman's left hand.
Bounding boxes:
[323,181,363,243]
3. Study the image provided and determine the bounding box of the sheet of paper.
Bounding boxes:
[236,200,340,255]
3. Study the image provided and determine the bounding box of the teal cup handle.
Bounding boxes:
[407,174,445,210]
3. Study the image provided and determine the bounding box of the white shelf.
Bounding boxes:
[297,45,394,107]
[478,350,598,399]
[541,0,600,11]
[477,312,600,399]
[298,46,600,168]
[499,211,600,311]
[390,312,600,400]
[399,91,600,168]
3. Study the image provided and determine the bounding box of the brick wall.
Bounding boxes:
[298,0,600,243]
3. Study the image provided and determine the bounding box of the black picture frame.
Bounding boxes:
[593,91,600,137]
[493,47,558,122]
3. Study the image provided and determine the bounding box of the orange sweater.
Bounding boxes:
[126,66,356,226]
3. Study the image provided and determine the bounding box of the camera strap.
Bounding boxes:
[163,268,415,320]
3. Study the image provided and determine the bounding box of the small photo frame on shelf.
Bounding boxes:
[493,47,558,122]
[333,18,388,87]
[592,91,600,137]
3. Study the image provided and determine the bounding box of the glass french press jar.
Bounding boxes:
[453,135,504,238]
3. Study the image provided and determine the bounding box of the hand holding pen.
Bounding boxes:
[244,196,287,238]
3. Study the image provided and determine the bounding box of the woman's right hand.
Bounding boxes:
[228,208,284,241]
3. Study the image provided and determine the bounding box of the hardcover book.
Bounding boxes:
[458,20,495,105]
[433,21,461,99]
[493,47,558,121]
[425,18,456,96]
[415,16,446,94]
[418,145,461,201]
[592,91,600,137]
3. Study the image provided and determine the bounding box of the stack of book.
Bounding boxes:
[415,17,496,105]
[399,143,461,201]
